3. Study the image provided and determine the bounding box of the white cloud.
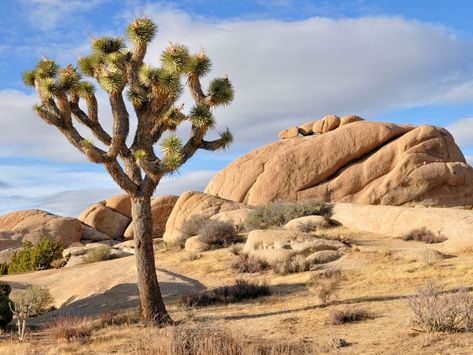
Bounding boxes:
[446,116,473,148]
[21,0,108,30]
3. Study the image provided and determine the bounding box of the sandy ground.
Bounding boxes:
[2,226,473,354]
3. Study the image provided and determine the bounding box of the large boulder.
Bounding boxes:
[81,225,112,242]
[0,209,83,250]
[242,229,344,266]
[79,204,130,239]
[162,191,246,246]
[331,203,473,252]
[105,194,132,218]
[205,121,473,207]
[124,195,179,240]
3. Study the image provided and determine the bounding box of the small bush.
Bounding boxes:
[272,255,310,275]
[0,262,8,275]
[402,227,447,244]
[8,237,63,273]
[329,307,372,324]
[298,221,322,233]
[231,254,269,273]
[96,309,141,329]
[408,282,473,332]
[180,280,271,308]
[0,281,13,329]
[307,269,342,303]
[198,220,238,247]
[46,317,93,343]
[83,246,112,264]
[181,214,208,237]
[245,200,332,230]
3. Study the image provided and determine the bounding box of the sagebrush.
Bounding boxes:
[402,227,447,244]
[8,237,63,274]
[245,200,332,230]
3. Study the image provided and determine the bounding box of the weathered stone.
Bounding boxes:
[81,226,112,241]
[205,121,473,207]
[298,121,317,136]
[312,115,340,134]
[340,114,364,126]
[106,194,132,218]
[283,216,330,232]
[184,236,210,252]
[79,205,130,239]
[279,127,299,139]
[306,250,342,264]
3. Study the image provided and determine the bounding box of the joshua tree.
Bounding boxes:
[22,17,234,325]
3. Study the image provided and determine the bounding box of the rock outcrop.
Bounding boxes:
[163,191,246,246]
[205,119,473,207]
[331,203,473,252]
[79,204,131,239]
[105,194,132,218]
[0,209,83,250]
[124,195,179,240]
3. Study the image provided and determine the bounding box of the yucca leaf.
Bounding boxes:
[35,59,59,79]
[38,78,60,99]
[98,69,125,93]
[59,65,81,90]
[163,151,183,173]
[218,128,233,149]
[77,81,96,98]
[127,17,157,45]
[187,51,211,77]
[138,64,160,86]
[158,69,182,96]
[161,135,182,154]
[161,43,190,73]
[22,70,36,87]
[92,36,124,55]
[126,89,148,106]
[190,104,215,129]
[133,149,148,162]
[208,77,234,106]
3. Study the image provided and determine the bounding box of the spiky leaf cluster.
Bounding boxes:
[218,128,234,149]
[127,17,157,45]
[208,77,234,106]
[59,65,81,90]
[98,69,125,93]
[134,149,148,162]
[77,81,96,98]
[161,43,190,73]
[38,78,59,99]
[164,106,186,130]
[187,51,211,77]
[157,69,181,97]
[126,88,148,106]
[190,104,215,128]
[78,55,103,77]
[161,135,182,154]
[163,152,182,172]
[35,59,59,79]
[22,70,36,87]
[92,37,125,55]
[80,139,93,150]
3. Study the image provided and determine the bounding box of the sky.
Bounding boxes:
[1,0,473,217]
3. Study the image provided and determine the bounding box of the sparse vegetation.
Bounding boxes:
[46,317,93,343]
[83,246,112,264]
[182,216,240,248]
[307,269,342,303]
[0,262,8,275]
[96,309,142,328]
[329,307,373,324]
[298,221,322,233]
[8,237,63,274]
[10,285,53,340]
[180,280,271,308]
[0,281,13,329]
[408,282,473,333]
[128,324,312,354]
[272,255,310,275]
[244,200,332,230]
[232,253,270,273]
[402,227,447,244]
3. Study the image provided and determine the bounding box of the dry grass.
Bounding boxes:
[128,324,313,355]
[232,253,269,273]
[83,246,112,263]
[307,269,342,303]
[402,227,447,244]
[45,317,93,343]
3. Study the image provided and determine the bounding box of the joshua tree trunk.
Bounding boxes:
[131,195,171,325]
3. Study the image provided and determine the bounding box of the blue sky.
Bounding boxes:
[1,0,473,216]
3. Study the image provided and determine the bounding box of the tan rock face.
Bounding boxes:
[124,195,179,240]
[283,216,330,231]
[106,194,132,218]
[340,115,364,126]
[162,191,245,246]
[312,115,340,134]
[184,236,210,252]
[205,121,473,207]
[79,205,130,239]
[331,203,473,252]
[298,121,317,136]
[279,127,299,139]
[0,209,83,248]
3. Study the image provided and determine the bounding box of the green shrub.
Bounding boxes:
[198,220,238,247]
[8,237,63,274]
[245,200,332,230]
[83,246,112,263]
[0,262,8,275]
[0,281,13,329]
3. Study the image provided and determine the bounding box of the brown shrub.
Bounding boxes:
[329,307,373,324]
[198,220,239,247]
[181,215,208,237]
[307,269,342,303]
[46,317,93,343]
[402,227,447,244]
[272,255,309,275]
[83,246,112,263]
[179,280,271,308]
[408,282,473,332]
[231,254,269,273]
[96,309,141,328]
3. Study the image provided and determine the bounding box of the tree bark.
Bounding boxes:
[131,195,172,326]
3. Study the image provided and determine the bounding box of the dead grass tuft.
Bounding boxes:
[329,307,373,324]
[402,228,447,244]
